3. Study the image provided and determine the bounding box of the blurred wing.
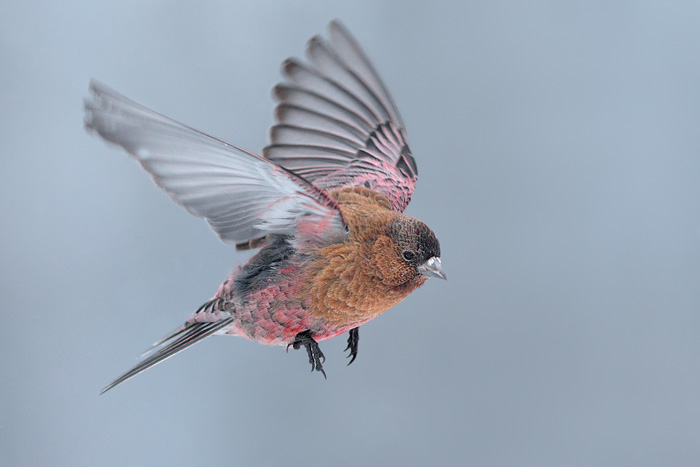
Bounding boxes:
[85,81,345,248]
[263,20,418,212]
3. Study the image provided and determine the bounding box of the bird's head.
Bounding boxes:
[370,214,445,287]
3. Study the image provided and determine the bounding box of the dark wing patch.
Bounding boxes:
[234,235,295,296]
[397,144,418,179]
[263,20,417,212]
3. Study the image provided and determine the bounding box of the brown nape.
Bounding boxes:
[329,186,396,242]
[305,187,428,327]
[329,185,394,211]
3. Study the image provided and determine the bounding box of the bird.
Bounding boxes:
[85,20,445,394]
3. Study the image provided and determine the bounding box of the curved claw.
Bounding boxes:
[345,327,359,366]
[289,330,327,378]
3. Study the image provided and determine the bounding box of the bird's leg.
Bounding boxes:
[345,327,360,365]
[287,330,326,378]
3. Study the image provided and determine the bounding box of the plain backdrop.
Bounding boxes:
[2,1,700,466]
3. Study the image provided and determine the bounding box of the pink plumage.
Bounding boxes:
[86,20,444,393]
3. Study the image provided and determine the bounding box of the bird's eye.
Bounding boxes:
[402,250,415,261]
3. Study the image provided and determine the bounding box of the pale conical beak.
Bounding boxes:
[418,256,446,280]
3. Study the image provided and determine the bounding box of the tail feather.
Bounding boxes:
[141,298,226,357]
[101,317,233,394]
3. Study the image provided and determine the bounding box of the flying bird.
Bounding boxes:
[85,20,445,393]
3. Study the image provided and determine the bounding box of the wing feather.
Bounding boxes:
[264,20,418,211]
[306,35,391,124]
[272,103,368,141]
[272,85,374,136]
[270,125,363,152]
[85,81,345,247]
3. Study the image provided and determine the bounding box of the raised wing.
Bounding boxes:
[263,20,418,212]
[85,81,346,248]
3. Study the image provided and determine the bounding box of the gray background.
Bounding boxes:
[2,1,700,466]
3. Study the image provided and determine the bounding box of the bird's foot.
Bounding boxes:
[345,327,359,365]
[287,330,326,378]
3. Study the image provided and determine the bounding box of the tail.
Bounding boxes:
[101,300,233,394]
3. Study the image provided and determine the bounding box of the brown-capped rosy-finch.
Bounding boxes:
[85,20,445,393]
